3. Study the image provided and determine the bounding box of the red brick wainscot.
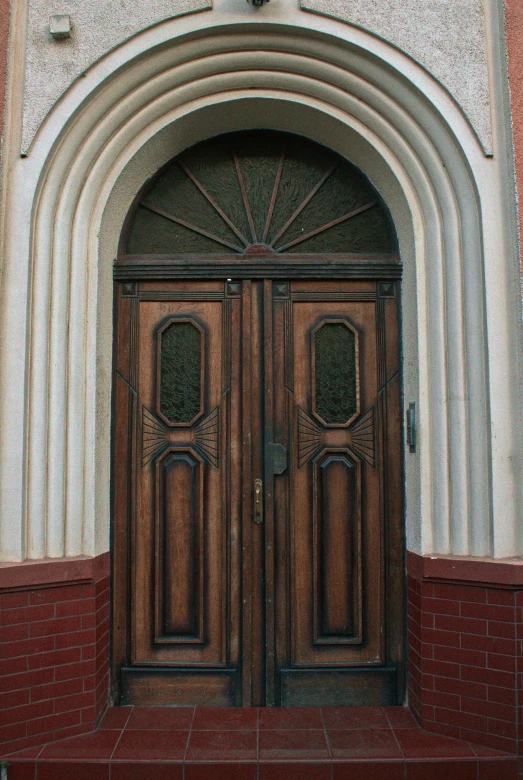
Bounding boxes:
[407,551,523,760]
[0,553,110,754]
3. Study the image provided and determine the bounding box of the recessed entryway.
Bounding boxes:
[112,131,405,707]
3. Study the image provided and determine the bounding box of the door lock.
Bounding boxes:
[254,479,263,524]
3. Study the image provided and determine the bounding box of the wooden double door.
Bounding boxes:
[113,277,404,707]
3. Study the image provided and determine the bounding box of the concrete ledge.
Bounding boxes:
[406,550,523,587]
[0,551,110,590]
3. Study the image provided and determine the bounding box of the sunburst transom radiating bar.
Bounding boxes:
[125,131,395,256]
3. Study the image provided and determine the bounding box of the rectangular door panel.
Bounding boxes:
[292,295,381,667]
[156,449,203,642]
[280,668,397,707]
[314,450,361,643]
[135,299,225,666]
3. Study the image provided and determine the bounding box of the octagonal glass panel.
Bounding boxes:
[160,321,202,425]
[314,322,358,425]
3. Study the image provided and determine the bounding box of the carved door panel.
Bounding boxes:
[114,280,244,706]
[269,280,403,706]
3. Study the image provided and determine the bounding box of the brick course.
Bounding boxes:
[0,557,110,754]
[408,572,522,756]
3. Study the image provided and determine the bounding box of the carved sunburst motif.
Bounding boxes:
[297,407,323,468]
[297,404,376,468]
[349,407,375,467]
[126,131,394,256]
[142,406,167,466]
[194,406,220,468]
[141,406,220,468]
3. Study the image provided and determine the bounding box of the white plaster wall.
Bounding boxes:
[22,0,211,152]
[301,0,492,153]
[21,0,492,155]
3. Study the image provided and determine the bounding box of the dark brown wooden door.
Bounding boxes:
[113,277,403,707]
[269,279,403,706]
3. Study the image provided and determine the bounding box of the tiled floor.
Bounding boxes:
[1,706,518,780]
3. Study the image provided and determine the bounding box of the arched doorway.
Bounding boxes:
[112,130,404,707]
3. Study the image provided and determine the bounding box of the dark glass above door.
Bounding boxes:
[122,131,397,259]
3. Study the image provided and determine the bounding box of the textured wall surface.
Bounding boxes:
[22,0,211,151]
[22,0,492,153]
[505,0,523,265]
[0,0,10,162]
[300,0,491,153]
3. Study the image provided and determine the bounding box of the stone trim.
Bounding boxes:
[407,551,523,588]
[0,553,110,591]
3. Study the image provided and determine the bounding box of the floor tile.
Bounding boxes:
[38,730,121,760]
[98,707,133,730]
[322,707,390,730]
[478,758,518,780]
[111,730,189,761]
[191,708,257,731]
[383,707,419,729]
[333,761,405,780]
[259,762,331,780]
[395,729,476,759]
[328,729,402,760]
[462,730,516,755]
[8,705,517,780]
[406,760,477,780]
[37,762,110,780]
[258,708,323,730]
[471,743,515,757]
[111,763,183,780]
[3,746,44,759]
[185,763,257,780]
[126,707,194,731]
[186,730,257,762]
[258,729,329,760]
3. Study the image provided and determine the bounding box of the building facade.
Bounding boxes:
[1,0,523,770]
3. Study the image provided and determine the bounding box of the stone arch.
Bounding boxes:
[0,14,520,564]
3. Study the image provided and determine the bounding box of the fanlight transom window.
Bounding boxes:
[124,131,395,256]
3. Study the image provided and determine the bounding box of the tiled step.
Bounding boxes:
[1,706,518,779]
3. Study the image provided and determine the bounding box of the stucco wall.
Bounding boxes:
[22,0,211,152]
[0,0,10,156]
[21,0,492,154]
[505,0,523,264]
[301,0,492,153]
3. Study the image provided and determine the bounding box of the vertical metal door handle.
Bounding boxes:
[254,479,263,524]
[407,402,416,452]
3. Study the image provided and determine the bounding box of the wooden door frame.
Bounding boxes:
[110,266,405,707]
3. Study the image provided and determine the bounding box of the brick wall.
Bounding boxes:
[407,555,522,757]
[519,593,523,779]
[0,554,110,755]
[94,572,110,725]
